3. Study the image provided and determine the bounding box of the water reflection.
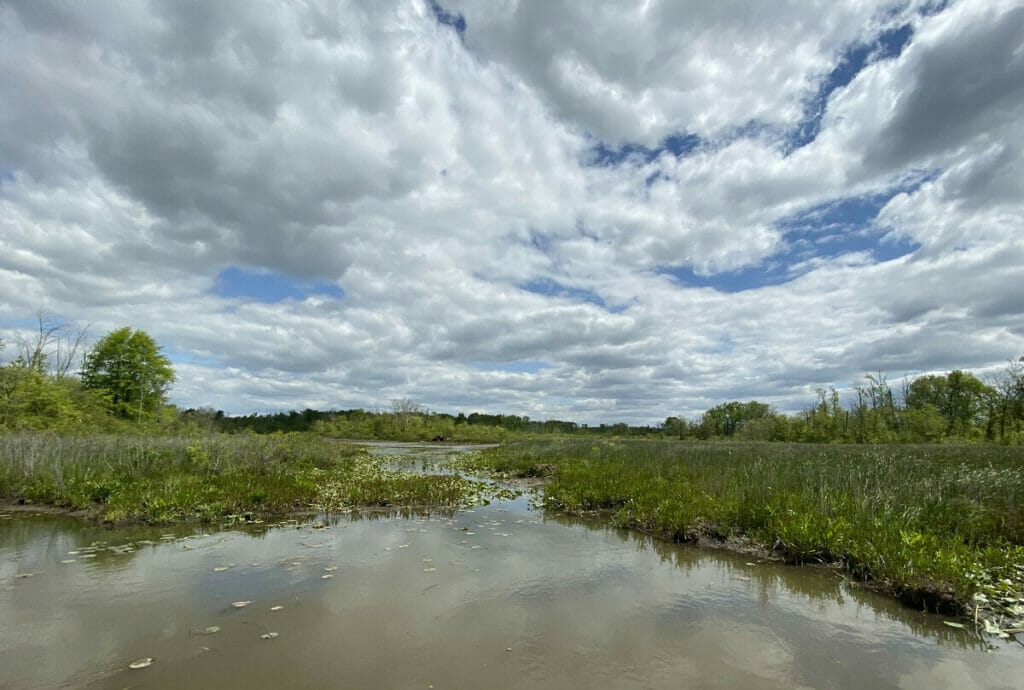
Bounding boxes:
[552,513,994,652]
[2,469,1023,688]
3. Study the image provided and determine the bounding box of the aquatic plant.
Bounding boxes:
[0,433,487,523]
[467,439,1024,624]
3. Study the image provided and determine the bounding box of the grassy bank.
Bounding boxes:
[460,439,1024,627]
[0,433,485,523]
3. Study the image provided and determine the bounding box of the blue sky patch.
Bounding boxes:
[520,278,615,310]
[163,346,222,368]
[214,266,345,303]
[788,23,913,151]
[585,20,914,164]
[0,316,49,330]
[429,0,466,36]
[659,263,795,293]
[779,191,922,264]
[588,132,702,167]
[660,187,922,293]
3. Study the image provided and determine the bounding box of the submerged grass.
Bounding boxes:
[462,439,1024,625]
[0,433,484,523]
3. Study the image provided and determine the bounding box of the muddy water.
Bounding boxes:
[1,448,1022,689]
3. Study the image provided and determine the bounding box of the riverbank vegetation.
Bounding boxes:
[6,318,1024,633]
[3,316,1024,445]
[452,438,1024,626]
[0,433,485,523]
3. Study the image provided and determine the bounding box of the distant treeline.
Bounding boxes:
[178,406,589,441]
[665,366,1024,445]
[3,316,1022,445]
[182,362,1024,445]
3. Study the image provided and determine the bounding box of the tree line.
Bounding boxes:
[3,315,1022,444]
[665,365,1024,444]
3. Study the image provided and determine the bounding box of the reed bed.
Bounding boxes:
[469,439,1024,621]
[0,433,480,523]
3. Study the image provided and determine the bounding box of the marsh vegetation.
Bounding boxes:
[0,434,488,523]
[454,439,1024,627]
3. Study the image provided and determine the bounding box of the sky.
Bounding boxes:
[1,0,1022,425]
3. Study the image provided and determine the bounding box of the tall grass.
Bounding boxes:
[0,433,481,523]
[471,439,1024,617]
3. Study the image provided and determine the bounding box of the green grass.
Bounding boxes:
[461,439,1024,623]
[0,433,486,523]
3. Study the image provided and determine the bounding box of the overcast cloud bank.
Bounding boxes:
[1,0,1022,423]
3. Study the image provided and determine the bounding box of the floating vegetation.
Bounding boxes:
[128,658,153,669]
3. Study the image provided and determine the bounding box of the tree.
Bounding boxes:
[991,357,1024,442]
[388,397,424,436]
[905,370,993,439]
[14,311,90,379]
[700,400,775,438]
[81,327,175,421]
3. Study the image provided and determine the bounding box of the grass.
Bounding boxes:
[457,439,1024,626]
[0,433,487,523]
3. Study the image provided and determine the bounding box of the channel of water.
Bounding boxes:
[1,443,1021,689]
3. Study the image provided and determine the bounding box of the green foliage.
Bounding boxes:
[906,370,992,438]
[470,438,1024,617]
[1,361,110,433]
[81,327,175,421]
[313,410,510,442]
[698,400,775,438]
[0,433,484,523]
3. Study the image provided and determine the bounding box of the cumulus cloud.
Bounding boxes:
[1,0,1021,423]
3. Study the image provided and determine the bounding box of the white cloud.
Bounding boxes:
[1,0,1021,424]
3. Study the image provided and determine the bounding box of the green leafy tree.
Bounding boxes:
[992,357,1024,442]
[700,400,775,438]
[906,370,992,438]
[81,327,175,421]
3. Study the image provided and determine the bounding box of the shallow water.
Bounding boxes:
[1,447,1022,689]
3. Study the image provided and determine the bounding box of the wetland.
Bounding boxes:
[1,442,1023,688]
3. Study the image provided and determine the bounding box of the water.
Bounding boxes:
[1,446,1022,689]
